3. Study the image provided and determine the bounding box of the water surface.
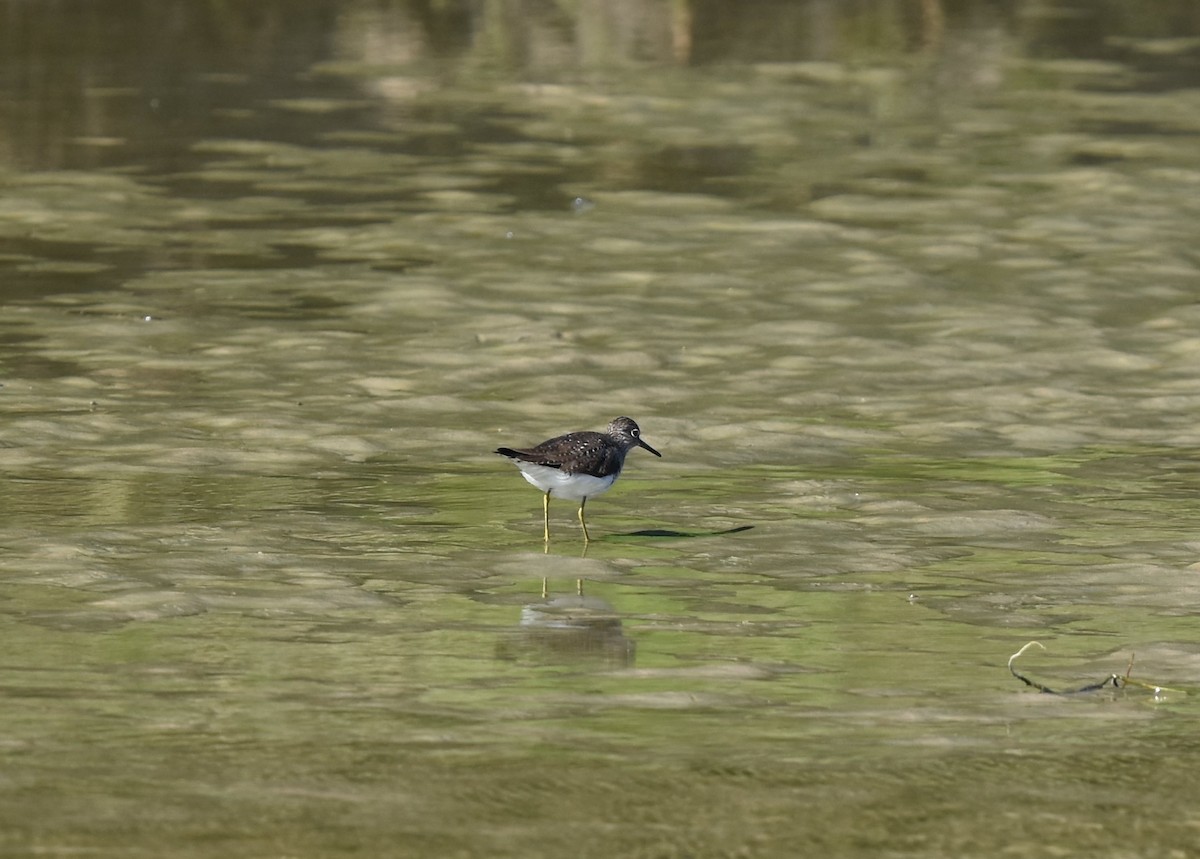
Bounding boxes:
[3,2,1200,856]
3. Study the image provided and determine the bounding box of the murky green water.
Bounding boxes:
[4,2,1200,856]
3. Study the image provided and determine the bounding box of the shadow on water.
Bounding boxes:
[616,525,754,540]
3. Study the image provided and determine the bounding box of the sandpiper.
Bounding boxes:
[495,416,662,542]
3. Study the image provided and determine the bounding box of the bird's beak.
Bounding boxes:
[637,438,662,457]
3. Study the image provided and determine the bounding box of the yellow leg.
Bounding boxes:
[542,491,551,542]
[578,497,591,543]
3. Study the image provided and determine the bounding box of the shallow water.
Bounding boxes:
[4,1,1200,856]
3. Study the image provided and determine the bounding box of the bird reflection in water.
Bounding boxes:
[496,578,635,668]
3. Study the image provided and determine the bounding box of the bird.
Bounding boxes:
[495,416,661,542]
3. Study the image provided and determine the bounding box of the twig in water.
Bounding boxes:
[1007,641,1184,697]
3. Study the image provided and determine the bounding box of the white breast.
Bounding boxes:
[514,462,619,501]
